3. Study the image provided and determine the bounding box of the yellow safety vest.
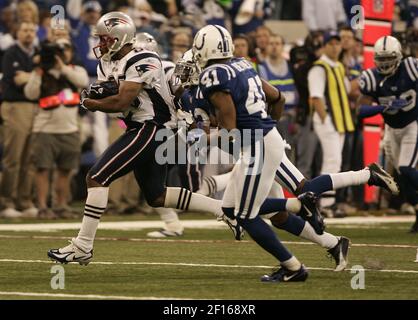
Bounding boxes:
[314,60,354,133]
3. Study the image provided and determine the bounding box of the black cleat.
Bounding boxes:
[297,192,325,235]
[327,236,350,271]
[261,264,308,283]
[367,163,399,195]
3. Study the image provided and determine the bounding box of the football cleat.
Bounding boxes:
[219,215,245,241]
[147,229,183,238]
[327,236,350,271]
[367,162,399,195]
[409,221,418,234]
[297,191,325,235]
[47,238,93,265]
[261,264,308,283]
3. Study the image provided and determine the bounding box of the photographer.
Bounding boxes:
[24,38,89,218]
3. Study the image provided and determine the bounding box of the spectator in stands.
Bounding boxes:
[0,21,38,218]
[170,30,192,62]
[233,33,257,68]
[254,25,272,63]
[23,38,89,219]
[231,0,274,35]
[258,34,299,158]
[302,0,347,32]
[308,31,354,217]
[0,6,16,73]
[69,0,102,79]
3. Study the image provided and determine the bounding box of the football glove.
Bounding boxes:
[383,98,409,113]
[88,80,119,100]
[80,88,90,110]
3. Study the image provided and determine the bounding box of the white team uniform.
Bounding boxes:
[97,48,177,128]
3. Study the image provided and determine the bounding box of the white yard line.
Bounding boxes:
[0,291,186,300]
[0,234,416,249]
[0,216,414,232]
[0,259,417,274]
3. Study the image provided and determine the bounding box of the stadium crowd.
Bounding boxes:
[0,0,416,222]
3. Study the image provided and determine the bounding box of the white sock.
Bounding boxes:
[76,187,109,252]
[154,207,180,223]
[330,169,370,189]
[198,171,232,196]
[299,222,339,249]
[165,187,223,218]
[285,198,301,213]
[281,256,302,271]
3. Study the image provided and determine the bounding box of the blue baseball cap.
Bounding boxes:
[323,31,341,44]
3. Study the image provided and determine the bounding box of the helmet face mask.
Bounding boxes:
[92,11,136,61]
[374,53,401,75]
[93,35,117,61]
[174,49,200,87]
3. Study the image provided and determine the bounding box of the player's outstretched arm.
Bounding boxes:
[261,78,285,121]
[84,80,143,113]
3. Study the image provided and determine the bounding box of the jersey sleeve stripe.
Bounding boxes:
[362,70,372,92]
[125,52,161,73]
[407,57,418,80]
[404,58,417,81]
[366,69,376,91]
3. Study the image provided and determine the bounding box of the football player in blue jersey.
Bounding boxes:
[358,36,418,233]
[193,25,310,282]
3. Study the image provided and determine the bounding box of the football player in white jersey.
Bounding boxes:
[47,12,243,265]
[358,36,418,233]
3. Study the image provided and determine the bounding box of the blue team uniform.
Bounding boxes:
[359,57,418,128]
[199,57,276,136]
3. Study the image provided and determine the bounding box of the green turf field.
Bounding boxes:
[0,216,417,300]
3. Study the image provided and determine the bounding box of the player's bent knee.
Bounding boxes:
[147,192,166,208]
[85,175,104,188]
[270,212,289,228]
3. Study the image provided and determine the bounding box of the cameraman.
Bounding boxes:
[24,38,89,218]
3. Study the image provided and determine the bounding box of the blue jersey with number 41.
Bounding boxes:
[199,58,276,135]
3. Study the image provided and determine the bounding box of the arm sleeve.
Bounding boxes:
[125,56,162,85]
[302,0,318,31]
[308,66,326,98]
[23,71,42,100]
[199,66,232,100]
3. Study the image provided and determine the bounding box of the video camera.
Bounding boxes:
[39,41,66,71]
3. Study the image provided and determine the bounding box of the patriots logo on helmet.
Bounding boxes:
[135,64,158,76]
[104,18,129,31]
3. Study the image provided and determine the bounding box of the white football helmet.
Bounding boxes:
[192,24,234,69]
[174,49,201,87]
[93,11,136,61]
[374,36,402,75]
[136,32,159,52]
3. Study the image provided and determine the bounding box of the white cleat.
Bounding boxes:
[147,229,183,238]
[47,238,93,265]
[367,163,400,195]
